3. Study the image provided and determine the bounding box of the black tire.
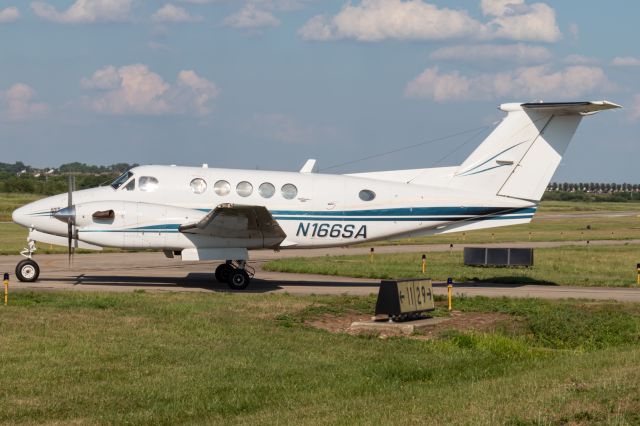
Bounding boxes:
[16,259,40,282]
[227,270,250,290]
[215,263,234,283]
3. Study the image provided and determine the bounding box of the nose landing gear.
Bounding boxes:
[214,260,254,290]
[16,240,39,282]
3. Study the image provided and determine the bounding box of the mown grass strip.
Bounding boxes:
[264,244,640,287]
[1,291,640,424]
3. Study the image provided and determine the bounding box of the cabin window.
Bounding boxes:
[236,181,253,197]
[214,180,230,196]
[281,183,298,200]
[190,178,207,194]
[111,171,133,190]
[139,176,159,192]
[258,182,275,198]
[359,189,376,201]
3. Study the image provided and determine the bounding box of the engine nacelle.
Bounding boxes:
[71,201,206,248]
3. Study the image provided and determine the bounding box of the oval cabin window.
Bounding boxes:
[214,180,230,196]
[139,176,159,192]
[236,181,253,197]
[281,184,298,200]
[259,182,275,198]
[359,189,376,201]
[190,178,207,194]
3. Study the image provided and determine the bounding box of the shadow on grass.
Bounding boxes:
[37,273,274,294]
[433,276,558,287]
[37,273,379,294]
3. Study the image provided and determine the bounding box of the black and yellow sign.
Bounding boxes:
[375,279,434,316]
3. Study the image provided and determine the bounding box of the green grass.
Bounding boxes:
[377,214,640,246]
[1,291,640,424]
[538,200,640,213]
[265,244,640,287]
[0,192,42,221]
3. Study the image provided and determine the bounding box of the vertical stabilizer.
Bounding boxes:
[449,101,620,202]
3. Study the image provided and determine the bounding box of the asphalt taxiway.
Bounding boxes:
[1,249,640,302]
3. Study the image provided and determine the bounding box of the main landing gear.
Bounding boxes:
[16,240,40,282]
[215,260,254,290]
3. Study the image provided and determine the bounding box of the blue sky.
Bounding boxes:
[1,0,638,181]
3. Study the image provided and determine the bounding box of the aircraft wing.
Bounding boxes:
[179,204,286,248]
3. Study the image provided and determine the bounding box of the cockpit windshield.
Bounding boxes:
[111,171,134,190]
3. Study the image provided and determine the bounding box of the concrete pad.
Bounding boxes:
[349,317,452,335]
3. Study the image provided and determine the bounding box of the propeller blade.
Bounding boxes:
[68,220,73,267]
[67,175,76,267]
[68,175,73,207]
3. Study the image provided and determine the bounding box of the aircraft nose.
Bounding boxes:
[11,205,30,228]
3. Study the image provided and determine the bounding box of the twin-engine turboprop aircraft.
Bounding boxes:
[12,101,620,289]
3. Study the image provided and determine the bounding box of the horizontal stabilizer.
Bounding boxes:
[501,101,621,115]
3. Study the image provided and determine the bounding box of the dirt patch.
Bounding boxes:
[417,311,523,338]
[308,311,371,334]
[308,310,523,339]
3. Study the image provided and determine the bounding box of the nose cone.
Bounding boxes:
[11,205,30,228]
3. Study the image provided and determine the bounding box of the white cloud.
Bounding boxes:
[224,4,280,29]
[82,64,218,116]
[0,7,20,23]
[612,56,640,67]
[482,0,561,43]
[300,0,482,42]
[152,4,202,23]
[31,0,132,23]
[430,43,552,64]
[405,65,612,102]
[299,0,560,43]
[563,54,598,65]
[1,84,49,121]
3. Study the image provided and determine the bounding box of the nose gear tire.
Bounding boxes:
[16,259,40,282]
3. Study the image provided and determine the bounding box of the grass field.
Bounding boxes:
[265,244,640,287]
[1,291,640,424]
[0,193,42,221]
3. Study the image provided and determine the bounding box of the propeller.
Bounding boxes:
[67,175,76,266]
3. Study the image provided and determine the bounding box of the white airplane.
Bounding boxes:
[11,101,620,289]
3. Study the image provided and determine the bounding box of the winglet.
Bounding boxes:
[300,159,318,173]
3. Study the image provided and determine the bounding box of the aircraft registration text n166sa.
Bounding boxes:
[11,101,621,290]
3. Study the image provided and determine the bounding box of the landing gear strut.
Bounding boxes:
[215,260,254,290]
[16,239,39,282]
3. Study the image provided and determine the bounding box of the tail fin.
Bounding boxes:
[449,101,620,202]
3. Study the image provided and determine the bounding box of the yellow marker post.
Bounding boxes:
[369,247,374,263]
[421,254,426,274]
[637,263,640,286]
[447,278,453,311]
[3,273,8,306]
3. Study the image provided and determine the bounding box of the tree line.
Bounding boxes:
[0,161,136,194]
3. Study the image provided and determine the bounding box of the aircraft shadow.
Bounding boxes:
[37,274,554,293]
[39,273,265,293]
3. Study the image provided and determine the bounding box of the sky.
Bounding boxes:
[0,0,638,182]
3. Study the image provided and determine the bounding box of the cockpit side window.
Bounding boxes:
[124,179,135,191]
[111,171,133,190]
[139,176,159,192]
